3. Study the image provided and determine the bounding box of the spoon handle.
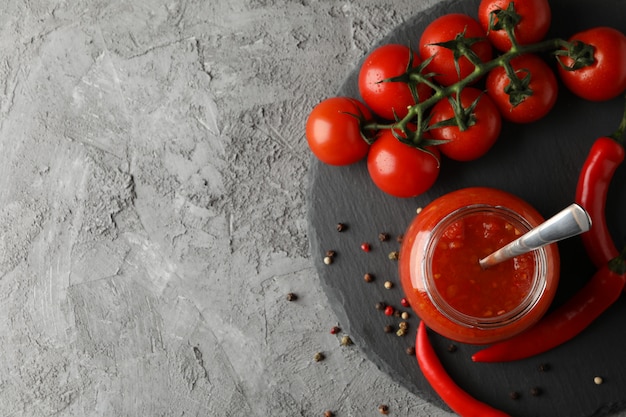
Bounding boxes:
[479,203,592,269]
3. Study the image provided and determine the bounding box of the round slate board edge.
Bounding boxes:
[306,1,626,416]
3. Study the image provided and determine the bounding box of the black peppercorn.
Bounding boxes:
[538,363,550,372]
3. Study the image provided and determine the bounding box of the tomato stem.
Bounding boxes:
[370,36,579,145]
[489,2,522,51]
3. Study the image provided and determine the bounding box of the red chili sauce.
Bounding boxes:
[432,212,535,319]
[399,187,560,344]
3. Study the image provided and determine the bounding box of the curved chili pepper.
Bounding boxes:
[472,247,626,363]
[416,321,511,417]
[575,97,626,269]
[576,138,624,267]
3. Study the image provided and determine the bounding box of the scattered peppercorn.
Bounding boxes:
[401,311,409,320]
[336,223,346,232]
[393,310,402,318]
[399,321,409,330]
[340,335,353,346]
[384,306,395,316]
[330,326,341,335]
[384,280,393,289]
[538,363,551,372]
[286,293,298,301]
[400,297,410,308]
[416,207,423,214]
[364,273,374,283]
[378,232,390,242]
[361,242,371,252]
[378,404,389,415]
[323,256,333,265]
[384,325,394,333]
[406,346,416,355]
[324,411,335,417]
[375,302,386,311]
[326,250,336,257]
[530,387,542,396]
[447,344,457,353]
[396,234,404,243]
[388,251,399,260]
[509,391,521,400]
[594,376,604,385]
[396,328,407,337]
[314,352,325,362]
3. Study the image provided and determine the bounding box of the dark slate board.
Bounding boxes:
[307,0,626,416]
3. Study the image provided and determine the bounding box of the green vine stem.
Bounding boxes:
[362,35,574,148]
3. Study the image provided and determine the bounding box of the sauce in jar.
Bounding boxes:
[399,187,560,344]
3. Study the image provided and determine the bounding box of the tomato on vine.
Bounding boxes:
[556,27,626,102]
[305,97,374,166]
[367,128,441,198]
[428,87,502,161]
[358,44,433,121]
[478,0,551,52]
[486,54,558,123]
[419,13,493,86]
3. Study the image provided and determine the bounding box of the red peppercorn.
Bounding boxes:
[330,326,341,334]
[400,297,410,307]
[384,306,395,316]
[361,242,371,252]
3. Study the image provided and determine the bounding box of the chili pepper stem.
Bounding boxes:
[609,94,626,145]
[609,246,626,275]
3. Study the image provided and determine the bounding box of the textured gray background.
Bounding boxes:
[2,1,624,416]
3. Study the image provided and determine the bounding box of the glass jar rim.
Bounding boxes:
[421,204,548,329]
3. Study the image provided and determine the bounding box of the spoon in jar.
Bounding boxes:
[479,203,592,269]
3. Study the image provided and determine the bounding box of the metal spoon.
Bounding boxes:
[479,203,592,269]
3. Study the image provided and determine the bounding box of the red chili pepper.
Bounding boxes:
[416,321,511,417]
[472,248,626,363]
[575,96,626,269]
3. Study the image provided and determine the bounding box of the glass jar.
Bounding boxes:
[399,187,560,344]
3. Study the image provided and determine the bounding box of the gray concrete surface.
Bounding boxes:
[2,1,623,416]
[0,0,457,416]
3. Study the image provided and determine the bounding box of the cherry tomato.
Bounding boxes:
[305,97,373,166]
[419,13,493,86]
[486,54,558,123]
[428,87,502,161]
[367,129,441,198]
[358,44,432,121]
[556,27,626,102]
[478,0,551,52]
